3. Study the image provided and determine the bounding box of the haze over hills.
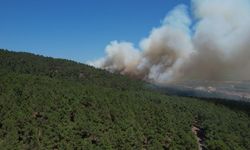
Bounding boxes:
[0,49,249,150]
[155,80,250,102]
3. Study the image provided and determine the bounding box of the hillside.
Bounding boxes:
[0,49,249,150]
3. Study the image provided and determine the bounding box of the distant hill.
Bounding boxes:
[155,80,250,102]
[0,49,249,150]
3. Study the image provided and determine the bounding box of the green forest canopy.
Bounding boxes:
[0,49,249,150]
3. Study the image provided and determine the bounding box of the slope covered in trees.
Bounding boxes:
[0,49,249,150]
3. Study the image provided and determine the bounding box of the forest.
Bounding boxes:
[0,49,249,150]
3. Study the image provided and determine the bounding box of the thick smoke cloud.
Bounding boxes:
[89,0,250,84]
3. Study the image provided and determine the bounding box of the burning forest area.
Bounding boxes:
[89,0,250,105]
[90,0,250,86]
[1,0,250,149]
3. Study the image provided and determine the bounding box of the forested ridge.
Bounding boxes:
[0,49,249,150]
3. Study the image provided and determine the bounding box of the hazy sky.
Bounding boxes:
[0,0,190,63]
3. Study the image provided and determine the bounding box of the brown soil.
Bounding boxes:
[192,121,206,150]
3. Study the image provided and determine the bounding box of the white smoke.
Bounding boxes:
[89,0,250,84]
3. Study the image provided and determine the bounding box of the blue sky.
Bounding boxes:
[0,0,190,63]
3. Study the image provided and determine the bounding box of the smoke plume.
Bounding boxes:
[89,0,250,84]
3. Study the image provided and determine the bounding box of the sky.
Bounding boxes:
[0,0,190,63]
